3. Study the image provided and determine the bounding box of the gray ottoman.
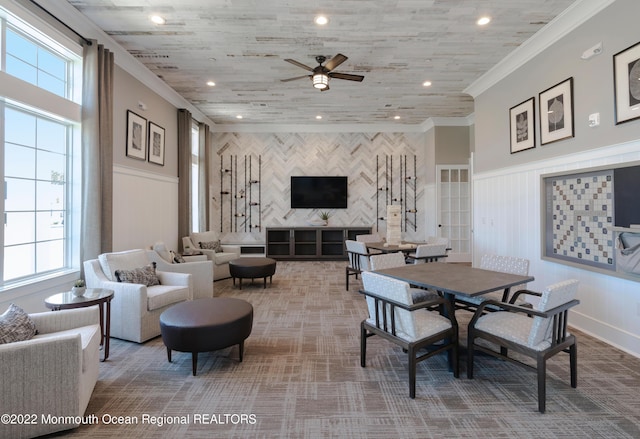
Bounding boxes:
[159,298,253,375]
[228,257,277,289]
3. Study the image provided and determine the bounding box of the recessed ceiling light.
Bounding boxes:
[150,15,166,25]
[316,115,322,120]
[423,80,432,87]
[206,81,216,87]
[314,15,329,25]
[236,115,243,119]
[394,115,401,120]
[477,16,491,26]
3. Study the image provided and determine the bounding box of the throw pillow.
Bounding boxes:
[199,240,222,252]
[172,251,186,264]
[115,262,161,287]
[0,303,37,344]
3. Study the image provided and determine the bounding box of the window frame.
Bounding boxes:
[0,4,83,295]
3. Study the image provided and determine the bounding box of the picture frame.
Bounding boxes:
[613,41,640,125]
[509,97,536,153]
[126,110,147,160]
[148,122,165,166]
[539,77,574,145]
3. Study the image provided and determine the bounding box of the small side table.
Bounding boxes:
[44,288,114,362]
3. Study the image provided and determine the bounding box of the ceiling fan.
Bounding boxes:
[281,54,364,91]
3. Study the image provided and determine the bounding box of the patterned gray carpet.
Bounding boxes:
[56,261,640,438]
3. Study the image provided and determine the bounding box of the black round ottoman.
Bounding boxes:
[159,298,253,375]
[228,257,277,289]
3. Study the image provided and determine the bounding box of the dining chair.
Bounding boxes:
[345,240,373,291]
[455,254,530,311]
[369,252,439,304]
[355,233,384,243]
[406,242,449,264]
[467,279,580,413]
[360,271,459,399]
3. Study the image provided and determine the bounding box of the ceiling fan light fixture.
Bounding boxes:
[312,72,329,89]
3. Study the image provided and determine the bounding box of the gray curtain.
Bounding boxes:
[177,109,192,247]
[81,41,114,265]
[198,122,210,231]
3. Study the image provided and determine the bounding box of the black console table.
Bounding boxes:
[266,226,371,260]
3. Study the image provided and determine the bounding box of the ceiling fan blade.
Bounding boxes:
[329,72,365,82]
[281,75,311,82]
[324,53,348,71]
[284,58,314,71]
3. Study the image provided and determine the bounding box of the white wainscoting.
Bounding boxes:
[113,165,179,251]
[473,140,640,358]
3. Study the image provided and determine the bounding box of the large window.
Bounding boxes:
[1,5,82,288]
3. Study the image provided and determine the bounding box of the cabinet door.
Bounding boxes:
[266,229,292,257]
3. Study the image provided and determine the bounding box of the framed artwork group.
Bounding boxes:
[509,39,640,154]
[126,110,166,166]
[509,77,575,154]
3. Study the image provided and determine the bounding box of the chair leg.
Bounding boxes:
[537,356,546,413]
[408,345,416,399]
[345,268,350,291]
[466,334,475,379]
[360,324,367,368]
[570,342,578,388]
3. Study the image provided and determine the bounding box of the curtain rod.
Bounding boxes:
[29,0,92,46]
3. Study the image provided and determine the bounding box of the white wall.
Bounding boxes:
[474,140,640,357]
[472,0,640,356]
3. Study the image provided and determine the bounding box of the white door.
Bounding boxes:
[436,165,471,263]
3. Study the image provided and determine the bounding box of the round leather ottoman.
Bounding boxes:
[159,298,253,375]
[228,257,277,289]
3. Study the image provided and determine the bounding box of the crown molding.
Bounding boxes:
[28,0,215,126]
[464,0,615,98]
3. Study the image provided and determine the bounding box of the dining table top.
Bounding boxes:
[366,242,422,253]
[373,262,534,298]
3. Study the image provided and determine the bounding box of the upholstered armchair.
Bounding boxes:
[84,249,192,343]
[0,306,100,438]
[182,231,240,281]
[345,239,373,291]
[455,254,530,311]
[360,271,459,399]
[467,279,580,413]
[147,242,214,299]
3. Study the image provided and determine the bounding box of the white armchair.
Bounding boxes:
[147,242,214,299]
[0,306,100,438]
[84,249,192,343]
[182,231,241,281]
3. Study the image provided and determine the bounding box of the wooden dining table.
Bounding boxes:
[372,262,535,315]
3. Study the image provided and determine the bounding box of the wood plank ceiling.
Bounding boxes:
[66,0,576,125]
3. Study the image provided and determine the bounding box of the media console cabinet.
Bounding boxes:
[266,226,372,260]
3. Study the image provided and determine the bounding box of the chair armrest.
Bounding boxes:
[470,298,580,327]
[29,306,100,335]
[508,288,542,304]
[0,334,82,418]
[157,270,191,287]
[221,244,241,255]
[405,254,448,262]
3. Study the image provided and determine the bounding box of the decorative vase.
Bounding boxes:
[72,286,86,297]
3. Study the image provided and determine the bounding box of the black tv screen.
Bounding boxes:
[291,176,348,209]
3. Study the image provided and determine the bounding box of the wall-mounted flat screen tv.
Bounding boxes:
[291,176,348,209]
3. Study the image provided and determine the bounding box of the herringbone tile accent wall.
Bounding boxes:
[211,132,426,242]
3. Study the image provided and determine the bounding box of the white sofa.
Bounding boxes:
[182,231,241,281]
[147,242,214,299]
[0,306,100,439]
[84,249,192,343]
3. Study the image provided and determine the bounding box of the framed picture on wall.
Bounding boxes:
[126,110,147,160]
[148,122,165,166]
[509,97,536,153]
[613,41,640,125]
[539,77,574,145]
